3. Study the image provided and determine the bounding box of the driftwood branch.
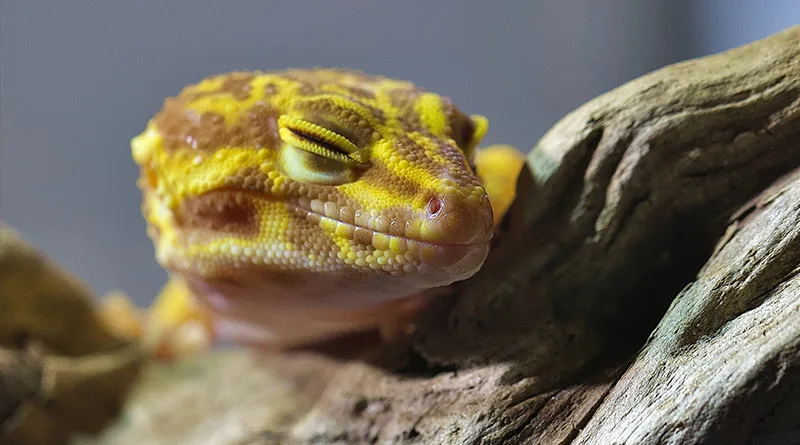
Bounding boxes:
[75,26,800,444]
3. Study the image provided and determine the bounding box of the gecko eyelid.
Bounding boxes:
[279,116,359,152]
[278,115,365,165]
[288,127,350,156]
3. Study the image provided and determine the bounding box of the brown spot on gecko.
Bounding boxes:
[178,72,256,103]
[217,72,256,100]
[155,96,280,152]
[176,190,260,236]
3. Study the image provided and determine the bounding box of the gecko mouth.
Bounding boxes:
[288,194,493,246]
[287,201,491,273]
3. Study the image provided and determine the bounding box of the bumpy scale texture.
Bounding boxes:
[132,69,496,347]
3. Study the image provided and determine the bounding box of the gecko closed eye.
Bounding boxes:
[279,115,363,162]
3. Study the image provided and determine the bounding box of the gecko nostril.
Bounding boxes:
[426,196,443,219]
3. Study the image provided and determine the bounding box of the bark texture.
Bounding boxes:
[69,26,800,444]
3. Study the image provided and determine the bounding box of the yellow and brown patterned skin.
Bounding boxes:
[132,68,503,348]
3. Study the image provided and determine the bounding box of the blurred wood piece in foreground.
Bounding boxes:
[0,228,144,445]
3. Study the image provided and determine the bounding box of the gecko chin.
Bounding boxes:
[175,239,489,349]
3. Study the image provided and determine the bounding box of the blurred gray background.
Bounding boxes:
[2,1,798,305]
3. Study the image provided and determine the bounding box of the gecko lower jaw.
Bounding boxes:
[185,276,433,349]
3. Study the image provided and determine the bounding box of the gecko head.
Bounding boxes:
[132,70,494,333]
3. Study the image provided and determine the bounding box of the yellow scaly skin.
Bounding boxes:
[132,69,522,349]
